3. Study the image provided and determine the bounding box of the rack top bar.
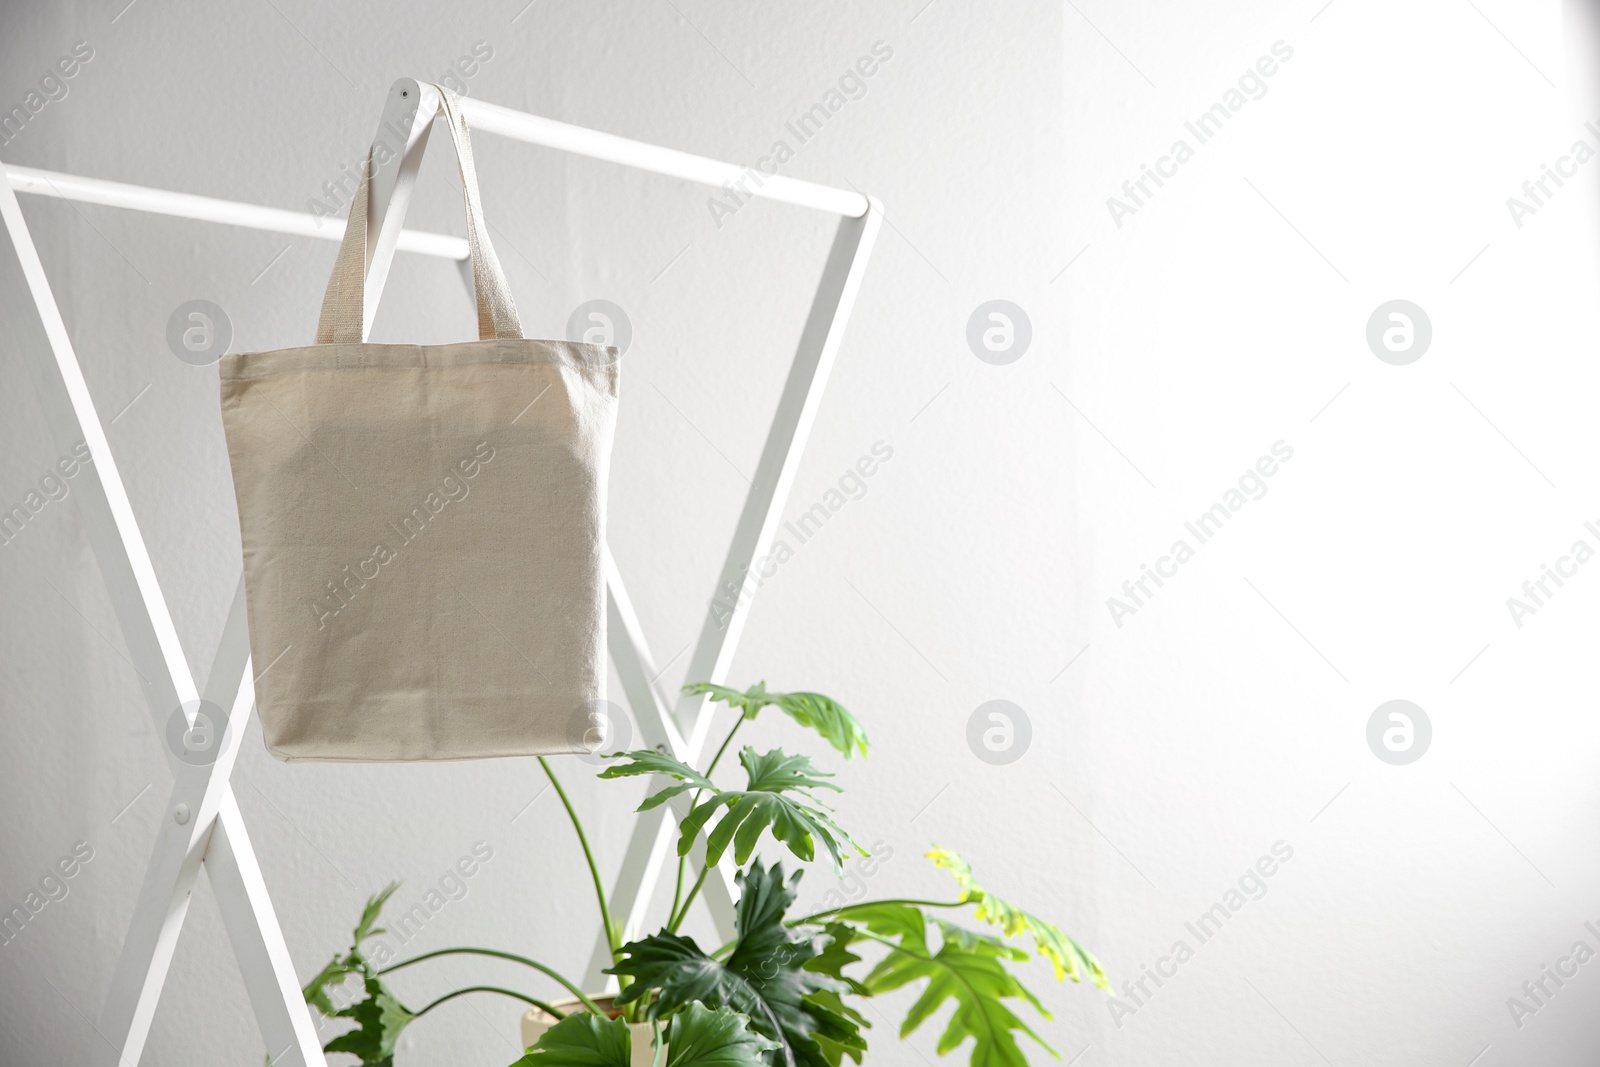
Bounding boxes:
[2,83,871,260]
[4,164,469,260]
[448,84,871,218]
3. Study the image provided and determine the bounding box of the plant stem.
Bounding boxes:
[541,756,619,956]
[669,862,713,932]
[668,854,688,930]
[650,1019,666,1067]
[850,928,904,952]
[667,715,745,934]
[413,985,562,1019]
[702,715,745,779]
[701,898,971,961]
[789,898,968,926]
[380,947,604,1015]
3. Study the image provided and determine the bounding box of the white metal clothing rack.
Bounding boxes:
[0,77,879,1067]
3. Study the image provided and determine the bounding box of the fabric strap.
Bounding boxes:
[315,84,523,345]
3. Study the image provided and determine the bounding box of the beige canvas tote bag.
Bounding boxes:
[219,87,619,762]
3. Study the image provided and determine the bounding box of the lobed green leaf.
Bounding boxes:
[600,750,718,811]
[321,975,415,1066]
[675,749,862,871]
[684,683,868,760]
[607,864,865,1067]
[513,1003,778,1067]
[926,848,1108,989]
[827,906,1055,1067]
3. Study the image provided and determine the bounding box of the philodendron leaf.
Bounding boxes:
[303,883,416,1066]
[677,748,862,870]
[683,682,771,719]
[684,683,868,760]
[926,847,1109,989]
[354,881,401,943]
[513,1010,634,1067]
[599,749,718,811]
[795,989,868,1067]
[803,923,869,997]
[831,904,1054,1067]
[664,1002,782,1067]
[322,974,415,1067]
[303,953,361,1016]
[512,1003,777,1067]
[607,863,865,1067]
[304,881,402,1013]
[765,693,868,761]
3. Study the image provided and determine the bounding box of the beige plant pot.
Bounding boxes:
[521,996,664,1067]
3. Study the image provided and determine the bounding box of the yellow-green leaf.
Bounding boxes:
[926,848,1108,989]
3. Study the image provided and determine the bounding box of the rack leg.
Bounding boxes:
[588,208,880,983]
[0,163,326,1067]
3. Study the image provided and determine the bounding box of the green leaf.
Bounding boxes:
[829,902,925,946]
[684,683,868,760]
[355,881,401,943]
[608,863,865,1067]
[926,848,1109,989]
[303,883,400,1019]
[803,924,869,997]
[665,1002,782,1067]
[515,1010,634,1067]
[303,952,361,1016]
[604,930,733,1015]
[766,693,868,761]
[834,905,1055,1067]
[677,749,861,871]
[302,884,417,1066]
[322,974,415,1066]
[599,749,718,811]
[684,682,771,720]
[797,990,868,1067]
[737,749,842,795]
[514,1004,777,1067]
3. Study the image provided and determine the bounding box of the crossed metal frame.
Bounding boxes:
[0,78,879,1066]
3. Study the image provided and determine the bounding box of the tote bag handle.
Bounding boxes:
[315,85,523,345]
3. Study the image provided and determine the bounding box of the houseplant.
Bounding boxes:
[302,682,1110,1067]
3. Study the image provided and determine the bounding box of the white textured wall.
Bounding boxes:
[2,1,1598,1065]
